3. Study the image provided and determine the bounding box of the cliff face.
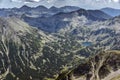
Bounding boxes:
[56,50,120,80]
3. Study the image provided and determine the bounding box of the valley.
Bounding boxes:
[0,5,120,80]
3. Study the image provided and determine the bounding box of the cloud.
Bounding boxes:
[112,0,120,3]
[1,0,120,9]
[27,0,40,2]
[10,0,120,5]
[11,0,41,3]
[11,0,22,3]
[10,0,55,3]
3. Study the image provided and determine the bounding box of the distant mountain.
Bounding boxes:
[49,6,80,13]
[20,5,32,11]
[87,10,112,20]
[0,5,80,18]
[53,9,112,20]
[35,5,48,11]
[0,9,16,17]
[101,7,120,17]
[22,8,112,32]
[49,6,59,12]
[60,6,80,12]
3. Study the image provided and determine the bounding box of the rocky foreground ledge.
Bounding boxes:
[56,50,120,80]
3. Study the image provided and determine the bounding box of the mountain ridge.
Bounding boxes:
[101,7,120,17]
[56,50,120,80]
[22,8,112,33]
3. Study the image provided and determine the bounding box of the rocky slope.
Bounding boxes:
[0,17,44,80]
[42,15,120,80]
[0,17,57,80]
[58,15,120,49]
[56,50,120,80]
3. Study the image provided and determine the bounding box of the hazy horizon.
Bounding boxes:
[0,0,120,9]
[0,4,120,10]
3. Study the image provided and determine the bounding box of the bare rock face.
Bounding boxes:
[56,50,120,80]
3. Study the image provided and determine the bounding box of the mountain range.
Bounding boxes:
[0,5,80,18]
[22,8,112,32]
[101,7,120,17]
[0,5,120,80]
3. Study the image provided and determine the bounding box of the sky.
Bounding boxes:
[0,0,120,9]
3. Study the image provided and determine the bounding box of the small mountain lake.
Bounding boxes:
[82,42,92,46]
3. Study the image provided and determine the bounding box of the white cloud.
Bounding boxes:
[46,0,55,3]
[112,0,119,2]
[2,0,120,9]
[31,0,40,2]
[11,0,41,3]
[33,0,40,2]
[10,0,57,3]
[11,0,22,3]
